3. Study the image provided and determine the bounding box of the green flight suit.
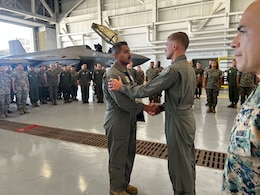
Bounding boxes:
[227,67,239,104]
[28,70,39,106]
[103,63,144,192]
[93,69,105,103]
[120,55,196,194]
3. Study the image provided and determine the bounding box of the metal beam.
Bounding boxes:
[59,0,85,21]
[39,0,54,17]
[0,4,56,23]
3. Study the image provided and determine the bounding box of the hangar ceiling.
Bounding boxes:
[0,0,59,27]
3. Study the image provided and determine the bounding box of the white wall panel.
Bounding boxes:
[57,0,255,68]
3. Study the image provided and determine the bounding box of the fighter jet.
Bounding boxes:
[0,39,149,71]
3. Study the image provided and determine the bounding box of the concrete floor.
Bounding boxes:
[0,88,238,195]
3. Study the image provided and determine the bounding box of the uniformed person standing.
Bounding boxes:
[11,63,29,115]
[45,64,60,105]
[28,66,40,107]
[227,59,239,108]
[60,65,72,103]
[70,65,79,101]
[135,65,144,85]
[103,41,155,195]
[109,32,197,195]
[77,64,92,103]
[93,63,105,103]
[38,65,48,104]
[203,60,222,113]
[0,66,11,119]
[237,72,258,105]
[145,61,159,103]
[222,1,260,193]
[195,62,204,99]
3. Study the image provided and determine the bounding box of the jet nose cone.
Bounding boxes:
[131,54,150,66]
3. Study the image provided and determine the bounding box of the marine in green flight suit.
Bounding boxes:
[109,32,197,195]
[103,41,153,195]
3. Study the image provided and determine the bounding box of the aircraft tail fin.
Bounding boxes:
[8,40,26,55]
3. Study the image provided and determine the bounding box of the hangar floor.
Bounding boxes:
[0,88,238,195]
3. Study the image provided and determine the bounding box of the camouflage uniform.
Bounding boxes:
[222,83,260,194]
[11,69,29,113]
[195,67,204,98]
[46,69,60,105]
[136,69,144,85]
[0,70,11,118]
[146,67,159,103]
[227,67,239,106]
[238,72,256,104]
[204,68,222,111]
[38,68,48,104]
[70,69,79,100]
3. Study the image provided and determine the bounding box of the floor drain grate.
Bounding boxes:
[0,120,226,170]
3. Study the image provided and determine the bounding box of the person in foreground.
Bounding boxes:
[109,32,197,195]
[102,41,158,195]
[221,1,260,194]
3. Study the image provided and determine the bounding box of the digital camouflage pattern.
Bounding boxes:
[0,72,11,95]
[204,68,222,90]
[222,83,260,194]
[238,72,255,88]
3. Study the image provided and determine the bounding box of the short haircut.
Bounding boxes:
[111,41,128,54]
[168,32,189,50]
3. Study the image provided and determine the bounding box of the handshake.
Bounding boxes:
[143,103,161,116]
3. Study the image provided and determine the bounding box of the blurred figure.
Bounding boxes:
[136,65,144,85]
[93,63,105,103]
[11,63,30,115]
[227,59,239,108]
[28,65,40,107]
[38,65,48,104]
[0,66,11,119]
[195,62,204,99]
[77,64,92,103]
[203,60,222,113]
[236,72,258,105]
[70,65,79,101]
[45,63,60,105]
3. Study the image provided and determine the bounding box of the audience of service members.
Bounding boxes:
[0,59,259,119]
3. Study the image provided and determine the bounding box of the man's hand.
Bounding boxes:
[143,104,161,116]
[109,76,123,91]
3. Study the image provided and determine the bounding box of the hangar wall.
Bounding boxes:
[58,0,254,70]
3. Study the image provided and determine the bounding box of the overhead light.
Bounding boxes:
[138,0,144,5]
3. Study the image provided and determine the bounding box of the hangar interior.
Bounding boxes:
[0,0,255,195]
[0,0,255,69]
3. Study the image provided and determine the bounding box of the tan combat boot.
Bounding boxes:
[126,185,138,195]
[110,189,130,195]
[23,107,30,114]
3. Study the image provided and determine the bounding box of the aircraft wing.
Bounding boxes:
[0,42,150,71]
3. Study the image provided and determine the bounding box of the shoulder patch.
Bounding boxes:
[159,67,170,76]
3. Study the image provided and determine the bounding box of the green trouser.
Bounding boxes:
[166,111,196,195]
[206,88,219,107]
[228,84,239,104]
[16,87,28,109]
[105,113,137,192]
[0,94,10,115]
